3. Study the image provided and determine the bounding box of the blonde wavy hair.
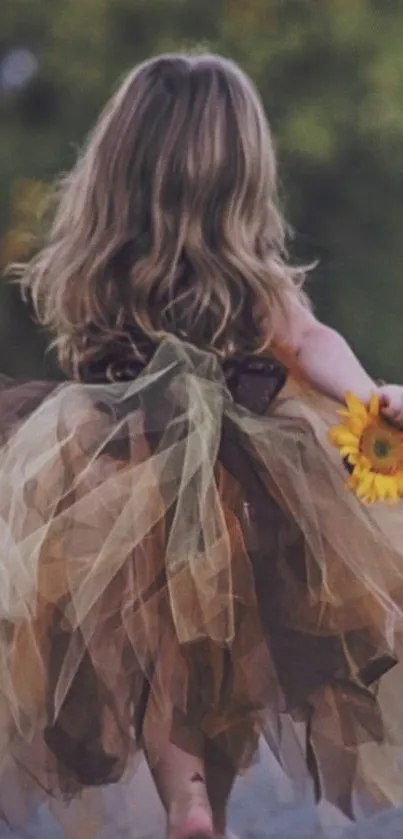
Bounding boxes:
[18,52,308,378]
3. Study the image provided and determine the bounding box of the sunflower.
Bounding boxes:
[328,392,403,504]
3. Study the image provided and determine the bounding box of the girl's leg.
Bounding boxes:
[149,723,214,839]
[148,724,243,839]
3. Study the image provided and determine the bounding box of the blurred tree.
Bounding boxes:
[1,0,403,377]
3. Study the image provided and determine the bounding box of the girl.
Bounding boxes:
[3,52,403,839]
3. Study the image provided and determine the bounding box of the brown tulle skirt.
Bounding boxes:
[1,338,403,835]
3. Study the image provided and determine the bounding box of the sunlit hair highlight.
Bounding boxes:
[17,52,309,378]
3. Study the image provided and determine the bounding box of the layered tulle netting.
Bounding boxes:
[2,338,403,834]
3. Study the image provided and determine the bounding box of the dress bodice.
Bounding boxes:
[81,343,287,415]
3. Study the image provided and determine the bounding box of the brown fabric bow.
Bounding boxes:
[223,356,287,415]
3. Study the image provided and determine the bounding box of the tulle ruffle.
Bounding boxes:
[1,338,403,834]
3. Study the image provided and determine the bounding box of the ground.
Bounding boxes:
[2,740,403,839]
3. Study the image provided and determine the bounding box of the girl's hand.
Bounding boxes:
[378,385,403,426]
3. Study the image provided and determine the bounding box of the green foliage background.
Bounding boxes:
[1,0,403,378]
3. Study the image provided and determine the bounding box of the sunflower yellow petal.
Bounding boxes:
[337,409,367,435]
[328,424,346,443]
[340,445,360,458]
[344,392,369,423]
[356,471,375,499]
[382,477,400,503]
[328,426,360,448]
[357,454,371,470]
[361,470,376,491]
[364,481,379,504]
[348,478,363,493]
[369,392,380,417]
[387,486,400,504]
[373,474,389,501]
[348,416,368,436]
[345,452,359,466]
[347,471,360,490]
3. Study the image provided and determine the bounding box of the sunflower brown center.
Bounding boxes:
[360,422,403,474]
[373,439,391,459]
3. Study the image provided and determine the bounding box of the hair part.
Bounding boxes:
[16,52,310,378]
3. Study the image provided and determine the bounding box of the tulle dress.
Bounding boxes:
[2,335,403,836]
